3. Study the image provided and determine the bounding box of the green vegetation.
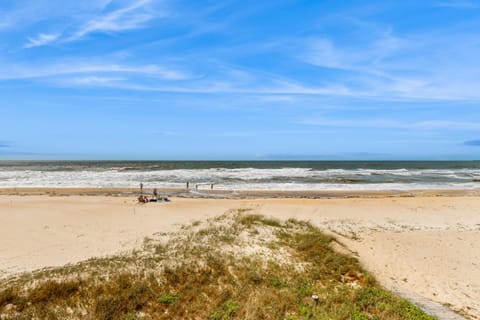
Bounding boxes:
[0,212,436,319]
[157,293,179,304]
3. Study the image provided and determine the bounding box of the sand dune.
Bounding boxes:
[1,194,479,318]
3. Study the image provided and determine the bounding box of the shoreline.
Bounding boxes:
[1,187,480,198]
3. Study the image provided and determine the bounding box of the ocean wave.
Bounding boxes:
[1,165,480,190]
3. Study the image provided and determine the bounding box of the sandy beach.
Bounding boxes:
[1,191,479,319]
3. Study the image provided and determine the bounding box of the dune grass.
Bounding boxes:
[0,211,435,320]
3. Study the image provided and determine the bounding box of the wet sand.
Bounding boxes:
[1,186,479,198]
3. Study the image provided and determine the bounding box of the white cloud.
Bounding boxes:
[259,95,295,102]
[303,38,343,69]
[23,33,60,48]
[70,76,125,85]
[302,32,404,74]
[297,21,480,101]
[17,0,161,47]
[68,0,156,41]
[0,62,190,81]
[0,1,114,31]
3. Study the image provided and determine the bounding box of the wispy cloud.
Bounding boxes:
[17,0,161,48]
[258,95,295,102]
[65,77,355,95]
[68,0,156,41]
[1,1,114,33]
[70,76,126,85]
[295,13,480,101]
[301,29,403,73]
[0,62,190,81]
[5,0,480,102]
[23,33,60,48]
[0,57,351,95]
[302,38,345,69]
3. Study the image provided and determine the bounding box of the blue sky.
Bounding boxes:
[1,0,480,160]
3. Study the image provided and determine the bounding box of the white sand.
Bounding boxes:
[0,195,479,318]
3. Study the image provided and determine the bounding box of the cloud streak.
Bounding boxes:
[0,61,190,81]
[296,12,480,101]
[70,76,126,85]
[68,0,155,41]
[19,0,160,48]
[5,0,480,102]
[24,33,60,48]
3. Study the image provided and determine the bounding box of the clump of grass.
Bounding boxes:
[277,227,375,286]
[158,293,179,304]
[0,211,436,320]
[210,299,240,320]
[238,213,283,228]
[28,279,82,304]
[0,287,22,308]
[93,273,155,320]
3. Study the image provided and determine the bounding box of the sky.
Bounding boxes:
[1,0,480,160]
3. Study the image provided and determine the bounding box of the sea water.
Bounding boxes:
[0,161,480,190]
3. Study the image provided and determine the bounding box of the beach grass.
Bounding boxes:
[0,211,435,320]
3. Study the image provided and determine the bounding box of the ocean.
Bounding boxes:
[1,160,480,191]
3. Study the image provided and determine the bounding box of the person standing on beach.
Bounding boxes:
[140,182,143,194]
[153,188,158,198]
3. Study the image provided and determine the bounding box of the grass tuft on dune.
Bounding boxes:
[0,210,435,320]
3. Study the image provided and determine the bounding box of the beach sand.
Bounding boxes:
[0,192,479,319]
